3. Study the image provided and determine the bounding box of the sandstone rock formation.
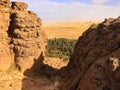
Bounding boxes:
[0,0,47,72]
[10,2,47,72]
[61,17,120,90]
[0,0,12,71]
[1,0,120,90]
[23,16,120,90]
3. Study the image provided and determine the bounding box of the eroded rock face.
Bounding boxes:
[0,42,12,71]
[11,2,28,10]
[61,17,120,90]
[0,0,10,7]
[0,0,11,71]
[0,0,47,72]
[1,0,120,90]
[9,2,47,72]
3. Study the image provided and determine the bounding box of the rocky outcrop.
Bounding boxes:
[0,0,47,72]
[1,0,120,90]
[61,17,120,90]
[9,2,47,72]
[0,0,12,71]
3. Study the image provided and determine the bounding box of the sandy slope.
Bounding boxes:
[0,58,68,90]
[42,22,98,39]
[0,70,58,90]
[43,57,68,69]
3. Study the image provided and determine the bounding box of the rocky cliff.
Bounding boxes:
[0,0,11,71]
[0,0,47,72]
[61,17,120,90]
[0,0,120,90]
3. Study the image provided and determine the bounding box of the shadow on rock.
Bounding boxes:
[21,52,66,90]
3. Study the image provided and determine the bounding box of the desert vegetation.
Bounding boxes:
[45,38,77,62]
[1,0,120,90]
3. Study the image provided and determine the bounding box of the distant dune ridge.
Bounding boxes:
[43,22,99,39]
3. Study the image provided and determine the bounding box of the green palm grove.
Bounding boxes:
[45,38,77,62]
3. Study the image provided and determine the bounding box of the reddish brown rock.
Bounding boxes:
[1,0,120,90]
[61,17,120,90]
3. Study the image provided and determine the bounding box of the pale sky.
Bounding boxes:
[11,0,120,23]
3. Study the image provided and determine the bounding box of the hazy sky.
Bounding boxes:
[11,0,120,23]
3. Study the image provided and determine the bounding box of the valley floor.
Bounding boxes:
[0,57,68,90]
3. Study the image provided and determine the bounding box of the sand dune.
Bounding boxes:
[42,22,98,39]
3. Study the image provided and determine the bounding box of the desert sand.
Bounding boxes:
[42,22,97,39]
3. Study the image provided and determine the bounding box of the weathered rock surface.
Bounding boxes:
[9,2,47,72]
[25,16,120,90]
[0,0,10,7]
[1,0,120,90]
[0,0,11,71]
[0,0,47,72]
[61,17,120,90]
